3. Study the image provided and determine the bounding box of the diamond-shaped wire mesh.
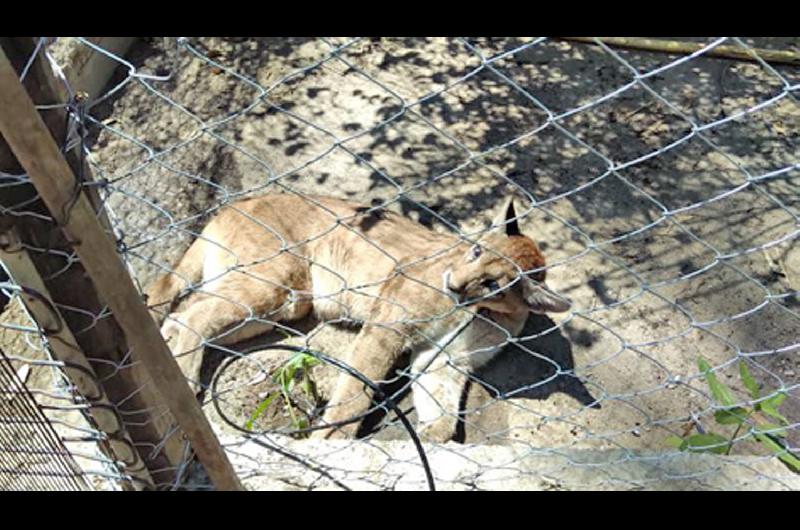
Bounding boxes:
[1,36,798,490]
[0,273,124,491]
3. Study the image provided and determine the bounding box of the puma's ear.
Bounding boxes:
[522,277,572,314]
[491,196,521,237]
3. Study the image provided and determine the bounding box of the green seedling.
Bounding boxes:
[245,351,321,435]
[666,357,799,473]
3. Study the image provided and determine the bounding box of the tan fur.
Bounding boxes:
[146,193,571,442]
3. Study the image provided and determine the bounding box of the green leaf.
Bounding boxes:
[777,452,800,473]
[754,422,788,438]
[762,391,787,409]
[698,358,736,407]
[275,353,319,393]
[739,361,760,399]
[753,433,800,472]
[287,355,303,370]
[714,407,750,425]
[302,375,314,396]
[274,360,299,393]
[666,435,687,450]
[303,358,320,371]
[760,392,788,424]
[245,392,279,430]
[683,433,731,454]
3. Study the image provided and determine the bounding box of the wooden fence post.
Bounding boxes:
[0,39,242,490]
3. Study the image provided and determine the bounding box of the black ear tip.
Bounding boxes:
[504,198,521,236]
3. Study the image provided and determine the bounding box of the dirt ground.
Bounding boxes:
[2,37,799,488]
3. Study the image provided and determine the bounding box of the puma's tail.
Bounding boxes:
[145,237,206,324]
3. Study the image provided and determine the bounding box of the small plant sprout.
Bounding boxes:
[666,357,800,473]
[245,351,321,436]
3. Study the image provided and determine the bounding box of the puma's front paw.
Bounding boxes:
[310,408,363,440]
[160,317,204,395]
[160,317,183,349]
[310,426,349,440]
[417,421,456,443]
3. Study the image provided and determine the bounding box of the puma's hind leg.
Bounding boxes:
[161,262,312,393]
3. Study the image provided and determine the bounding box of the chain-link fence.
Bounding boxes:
[0,256,129,490]
[1,37,798,490]
[0,342,90,491]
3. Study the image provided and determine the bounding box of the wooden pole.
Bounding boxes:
[0,38,110,226]
[0,45,242,490]
[556,37,800,66]
[0,37,185,488]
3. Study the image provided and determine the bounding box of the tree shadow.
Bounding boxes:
[86,36,799,444]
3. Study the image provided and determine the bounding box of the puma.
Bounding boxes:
[146,193,571,442]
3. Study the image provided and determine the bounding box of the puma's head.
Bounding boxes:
[443,196,572,315]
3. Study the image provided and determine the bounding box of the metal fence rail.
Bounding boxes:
[0,345,90,490]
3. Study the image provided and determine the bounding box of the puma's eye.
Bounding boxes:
[482,279,500,292]
[469,245,482,261]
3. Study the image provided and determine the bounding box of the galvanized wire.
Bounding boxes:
[0,345,90,490]
[1,36,798,490]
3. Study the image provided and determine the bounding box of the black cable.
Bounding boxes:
[209,343,436,491]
